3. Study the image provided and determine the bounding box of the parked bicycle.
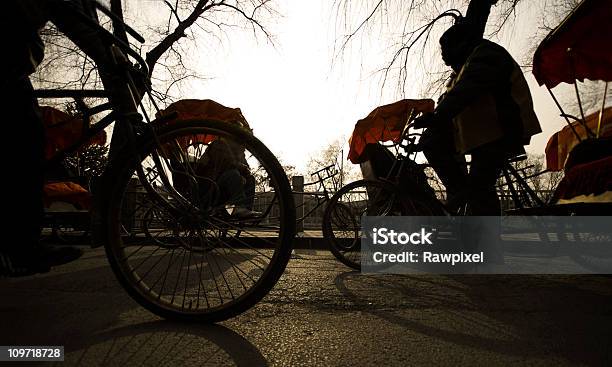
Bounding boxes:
[292,163,342,228]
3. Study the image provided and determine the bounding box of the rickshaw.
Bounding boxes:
[41,105,107,243]
[323,0,612,270]
[23,0,296,323]
[531,0,612,213]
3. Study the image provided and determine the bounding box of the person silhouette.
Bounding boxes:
[414,2,541,215]
[1,0,138,276]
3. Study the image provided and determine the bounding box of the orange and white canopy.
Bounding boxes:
[347,99,434,164]
[545,107,612,171]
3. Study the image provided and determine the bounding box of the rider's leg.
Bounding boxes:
[243,174,256,210]
[1,77,82,276]
[463,141,507,265]
[216,169,260,218]
[465,141,507,215]
[0,1,87,276]
[421,125,468,212]
[217,169,248,206]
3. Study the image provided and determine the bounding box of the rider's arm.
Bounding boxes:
[433,42,512,122]
[464,0,499,38]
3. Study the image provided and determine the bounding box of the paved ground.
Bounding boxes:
[1,247,612,366]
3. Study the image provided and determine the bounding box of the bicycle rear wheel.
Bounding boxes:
[98,119,295,322]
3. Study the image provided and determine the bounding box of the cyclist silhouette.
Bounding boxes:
[414,0,541,215]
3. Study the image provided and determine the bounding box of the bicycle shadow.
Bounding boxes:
[1,256,268,366]
[334,271,612,365]
[62,320,268,366]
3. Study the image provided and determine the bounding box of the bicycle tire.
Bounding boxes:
[97,119,295,322]
[323,179,443,270]
[322,180,399,270]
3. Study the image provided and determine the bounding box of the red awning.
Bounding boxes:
[43,181,91,209]
[41,106,107,160]
[545,107,612,171]
[347,99,434,164]
[552,156,612,202]
[532,0,612,88]
[156,99,251,150]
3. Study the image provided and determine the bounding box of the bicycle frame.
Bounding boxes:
[36,1,203,218]
[295,163,339,225]
[371,120,547,215]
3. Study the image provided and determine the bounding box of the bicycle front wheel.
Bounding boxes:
[323,179,440,270]
[322,179,403,270]
[99,119,295,322]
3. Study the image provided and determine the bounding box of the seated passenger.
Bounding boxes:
[195,138,258,218]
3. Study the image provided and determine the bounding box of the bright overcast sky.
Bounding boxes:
[127,0,591,174]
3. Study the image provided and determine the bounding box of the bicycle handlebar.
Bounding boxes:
[400,109,418,140]
[310,163,337,176]
[93,1,145,44]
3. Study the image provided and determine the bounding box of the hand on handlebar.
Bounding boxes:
[412,112,437,129]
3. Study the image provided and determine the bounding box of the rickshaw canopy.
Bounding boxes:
[533,0,612,88]
[41,106,107,160]
[43,181,91,210]
[348,99,435,164]
[545,106,612,171]
[156,99,251,148]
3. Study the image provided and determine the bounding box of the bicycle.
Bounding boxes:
[291,163,342,229]
[31,1,295,322]
[322,113,611,271]
[322,115,443,269]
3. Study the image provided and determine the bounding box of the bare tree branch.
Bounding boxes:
[146,0,213,74]
[36,0,279,103]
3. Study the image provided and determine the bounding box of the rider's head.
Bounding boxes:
[439,22,481,71]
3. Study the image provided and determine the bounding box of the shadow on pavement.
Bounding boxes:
[63,320,268,366]
[334,271,612,366]
[0,259,268,367]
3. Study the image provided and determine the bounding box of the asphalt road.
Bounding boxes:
[1,247,611,366]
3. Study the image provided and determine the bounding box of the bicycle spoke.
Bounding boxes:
[208,216,280,249]
[104,121,293,320]
[204,218,272,268]
[203,220,271,272]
